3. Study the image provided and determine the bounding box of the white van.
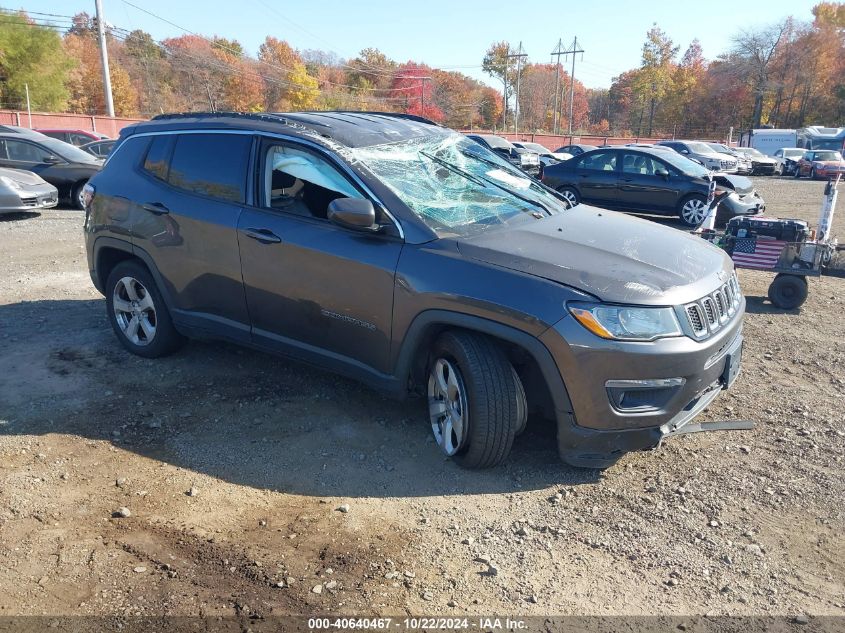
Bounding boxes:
[739,129,797,156]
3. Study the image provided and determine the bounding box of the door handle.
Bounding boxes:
[242,228,282,244]
[622,178,634,182]
[142,202,170,215]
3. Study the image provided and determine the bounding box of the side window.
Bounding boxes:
[167,134,251,203]
[622,153,661,175]
[578,151,617,172]
[774,149,782,158]
[69,133,90,146]
[5,140,52,162]
[263,143,362,220]
[142,135,174,181]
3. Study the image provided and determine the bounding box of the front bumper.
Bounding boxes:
[719,193,765,218]
[540,300,745,467]
[752,162,776,175]
[0,188,58,213]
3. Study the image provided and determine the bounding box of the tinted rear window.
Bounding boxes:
[167,134,251,203]
[143,135,174,180]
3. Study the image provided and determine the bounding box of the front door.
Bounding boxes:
[238,139,403,375]
[617,152,679,212]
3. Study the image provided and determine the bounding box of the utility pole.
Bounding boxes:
[24,83,32,128]
[558,37,584,138]
[506,42,527,136]
[418,76,431,116]
[94,0,115,117]
[550,39,565,135]
[502,44,509,132]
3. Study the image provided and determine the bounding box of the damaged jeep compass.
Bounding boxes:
[84,112,745,469]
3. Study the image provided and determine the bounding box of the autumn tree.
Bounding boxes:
[729,21,788,127]
[633,24,678,135]
[258,36,318,111]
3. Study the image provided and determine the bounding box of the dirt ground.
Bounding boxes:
[0,176,843,624]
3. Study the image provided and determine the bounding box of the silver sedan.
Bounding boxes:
[0,167,58,214]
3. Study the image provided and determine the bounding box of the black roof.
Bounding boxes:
[128,111,445,148]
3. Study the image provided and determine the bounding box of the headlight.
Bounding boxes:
[569,302,682,341]
[0,176,23,191]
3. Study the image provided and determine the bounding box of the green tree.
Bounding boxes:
[0,11,73,111]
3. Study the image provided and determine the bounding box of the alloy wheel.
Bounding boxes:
[558,189,578,209]
[681,198,708,225]
[112,276,157,346]
[427,358,469,456]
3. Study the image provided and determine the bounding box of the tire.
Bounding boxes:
[426,331,524,469]
[105,260,185,358]
[72,180,88,210]
[794,167,801,179]
[775,164,783,176]
[555,186,580,209]
[678,194,709,227]
[768,274,808,309]
[809,167,816,180]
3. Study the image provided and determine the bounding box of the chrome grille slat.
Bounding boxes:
[683,272,742,339]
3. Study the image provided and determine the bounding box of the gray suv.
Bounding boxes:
[83,112,745,469]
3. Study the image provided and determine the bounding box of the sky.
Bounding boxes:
[16,0,824,89]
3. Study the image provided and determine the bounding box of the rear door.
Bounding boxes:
[571,150,619,207]
[237,137,403,374]
[617,151,679,212]
[131,131,253,341]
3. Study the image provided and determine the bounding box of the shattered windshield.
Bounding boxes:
[350,133,569,236]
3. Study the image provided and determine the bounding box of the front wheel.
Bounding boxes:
[72,180,88,210]
[794,167,801,179]
[809,167,816,180]
[426,331,525,469]
[556,186,580,209]
[768,274,808,309]
[678,194,709,227]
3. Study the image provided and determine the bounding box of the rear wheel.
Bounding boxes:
[556,186,579,209]
[105,260,185,358]
[678,194,709,227]
[768,274,808,309]
[426,331,525,469]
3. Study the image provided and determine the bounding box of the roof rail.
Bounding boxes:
[150,111,292,125]
[334,111,441,126]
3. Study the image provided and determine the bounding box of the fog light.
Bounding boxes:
[606,378,685,413]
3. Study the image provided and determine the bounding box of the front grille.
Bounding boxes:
[684,272,742,339]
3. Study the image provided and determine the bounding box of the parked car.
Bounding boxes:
[732,147,777,175]
[36,128,109,146]
[772,148,805,176]
[655,140,738,173]
[541,146,764,227]
[84,111,745,469]
[0,128,102,209]
[0,167,58,214]
[512,141,572,166]
[466,134,540,176]
[794,149,845,179]
[554,143,597,156]
[706,143,753,175]
[80,139,117,158]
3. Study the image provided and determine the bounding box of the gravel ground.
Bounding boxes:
[0,176,843,623]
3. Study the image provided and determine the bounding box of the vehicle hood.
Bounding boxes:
[750,155,776,164]
[713,173,754,194]
[0,167,48,185]
[813,160,845,167]
[699,151,734,161]
[456,205,732,306]
[551,152,573,161]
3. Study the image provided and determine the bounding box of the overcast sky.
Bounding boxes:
[27,0,823,88]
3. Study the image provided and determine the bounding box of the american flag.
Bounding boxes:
[731,237,787,269]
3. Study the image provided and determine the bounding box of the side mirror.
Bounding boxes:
[43,155,61,164]
[327,198,378,232]
[656,168,669,179]
[680,150,689,154]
